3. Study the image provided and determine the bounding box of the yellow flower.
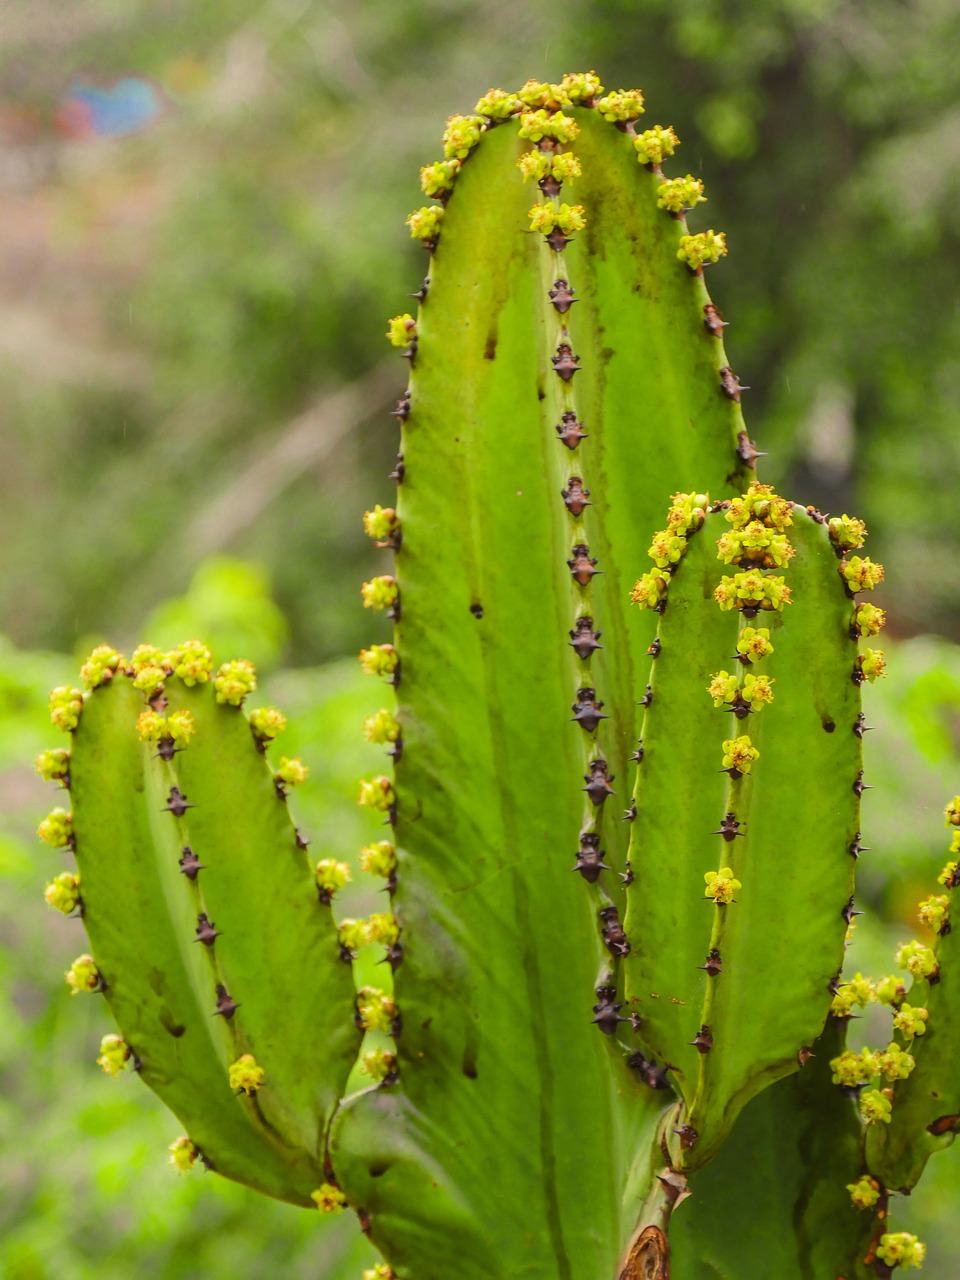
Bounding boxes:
[648,529,688,568]
[356,986,399,1033]
[168,640,213,685]
[945,796,960,827]
[527,202,586,236]
[892,1003,928,1037]
[361,576,398,612]
[853,602,886,637]
[518,110,579,143]
[634,124,680,165]
[859,1088,893,1125]
[896,940,938,979]
[359,1048,398,1083]
[475,88,523,119]
[65,954,101,995]
[363,709,400,744]
[677,230,727,269]
[560,70,604,103]
[214,659,257,706]
[419,158,461,197]
[359,841,397,879]
[359,644,399,678]
[721,735,759,775]
[38,807,73,849]
[248,706,287,743]
[358,776,395,812]
[596,89,645,121]
[840,556,884,593]
[846,1176,881,1210]
[311,1183,347,1212]
[49,685,84,732]
[276,756,309,788]
[97,1034,131,1078]
[707,670,739,708]
[704,867,741,904]
[630,571,667,610]
[441,114,485,159]
[386,316,416,349]
[918,894,949,932]
[742,673,774,708]
[79,644,122,689]
[657,175,706,212]
[876,1041,915,1082]
[314,859,351,899]
[876,1233,925,1269]
[406,206,444,244]
[45,871,80,915]
[35,747,71,784]
[169,1136,199,1173]
[827,514,867,551]
[229,1054,265,1095]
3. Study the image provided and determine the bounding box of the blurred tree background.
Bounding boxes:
[1,0,960,1275]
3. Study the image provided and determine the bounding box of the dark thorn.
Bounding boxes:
[853,712,872,739]
[703,302,728,336]
[555,410,588,449]
[548,278,578,314]
[852,770,871,798]
[828,974,842,996]
[338,943,355,964]
[381,942,404,971]
[639,684,653,708]
[358,1210,371,1235]
[630,738,645,764]
[539,174,562,198]
[806,505,827,524]
[719,366,748,401]
[592,987,628,1035]
[945,866,960,889]
[720,766,744,780]
[388,452,405,483]
[724,696,752,720]
[295,828,310,850]
[551,342,581,382]
[571,687,608,733]
[389,393,410,423]
[148,692,169,713]
[214,984,239,1019]
[545,227,572,253]
[568,543,601,584]
[572,831,609,883]
[470,602,484,618]
[409,278,429,302]
[163,786,193,817]
[132,1056,143,1073]
[736,431,765,468]
[627,1051,672,1090]
[675,1124,699,1150]
[839,1083,864,1101]
[569,615,602,659]
[274,778,289,801]
[620,861,634,887]
[797,1046,814,1067]
[583,758,615,806]
[847,832,869,858]
[400,338,417,365]
[941,920,952,938]
[841,896,862,924]
[622,800,637,822]
[388,735,403,764]
[690,1025,713,1054]
[179,846,204,879]
[154,737,180,762]
[561,476,592,517]
[712,812,744,842]
[599,904,630,957]
[698,948,723,977]
[194,913,220,946]
[647,637,661,658]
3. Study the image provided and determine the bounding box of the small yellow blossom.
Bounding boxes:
[596,89,645,122]
[363,709,400,744]
[876,1041,915,1082]
[918,894,949,932]
[840,556,884,593]
[737,627,774,662]
[704,866,741,904]
[65,954,101,995]
[169,1136,199,1173]
[35,747,71,784]
[474,88,523,119]
[311,1183,347,1212]
[360,1048,398,1084]
[657,175,706,212]
[363,505,400,542]
[742,673,775,707]
[365,912,401,947]
[855,649,886,683]
[248,706,287,742]
[359,775,395,812]
[45,871,81,915]
[875,974,906,1006]
[441,114,485,159]
[517,110,579,144]
[314,859,351,899]
[527,202,586,236]
[359,840,397,879]
[634,124,680,165]
[707,670,739,708]
[666,491,708,534]
[828,514,868,551]
[168,641,213,685]
[130,643,167,674]
[276,756,308,788]
[560,70,604,103]
[893,1003,929,1037]
[97,1033,132,1078]
[356,986,399,1034]
[630,571,668,610]
[876,1232,926,1269]
[361,576,399,612]
[847,1175,882,1210]
[938,859,960,888]
[945,796,960,827]
[853,602,886,637]
[896,940,938,980]
[721,735,759,775]
[677,230,727,269]
[229,1054,265,1095]
[386,315,416,349]
[419,158,461,197]
[406,206,444,244]
[79,644,122,689]
[359,644,399,678]
[38,807,73,849]
[860,1088,893,1125]
[517,150,581,185]
[49,685,84,732]
[726,484,793,531]
[830,1047,878,1086]
[214,659,257,706]
[647,529,687,569]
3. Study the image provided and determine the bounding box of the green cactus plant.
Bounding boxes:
[34,72,955,1278]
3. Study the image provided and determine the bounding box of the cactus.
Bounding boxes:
[34,73,955,1278]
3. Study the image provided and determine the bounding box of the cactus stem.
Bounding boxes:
[162,786,194,817]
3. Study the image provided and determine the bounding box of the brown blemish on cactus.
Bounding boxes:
[561,476,591,516]
[703,303,728,336]
[571,688,607,733]
[163,787,193,817]
[569,615,602,659]
[797,1047,814,1066]
[583,759,615,805]
[556,411,588,449]
[549,278,577,314]
[592,985,627,1035]
[927,1115,960,1137]
[573,831,609,882]
[713,813,744,842]
[194,913,220,946]
[214,985,239,1019]
[690,1025,713,1053]
[822,717,836,733]
[469,602,484,618]
[552,342,581,382]
[568,544,600,584]
[698,949,723,976]
[179,846,203,879]
[599,905,630,957]
[736,431,765,468]
[719,367,748,401]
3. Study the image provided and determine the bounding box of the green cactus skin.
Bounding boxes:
[66,670,359,1205]
[622,505,863,1171]
[37,75,922,1280]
